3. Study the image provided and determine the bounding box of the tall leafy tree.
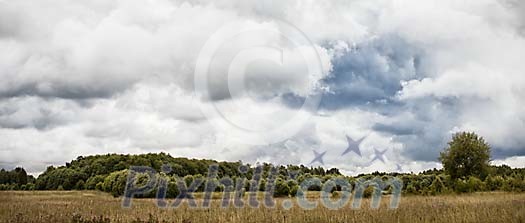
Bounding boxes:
[13,167,28,185]
[439,132,491,180]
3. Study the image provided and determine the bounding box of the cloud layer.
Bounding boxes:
[1,0,524,175]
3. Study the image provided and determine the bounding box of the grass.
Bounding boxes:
[0,191,524,223]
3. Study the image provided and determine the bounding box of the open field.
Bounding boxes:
[0,191,524,223]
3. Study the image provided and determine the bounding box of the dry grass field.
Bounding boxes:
[0,191,524,223]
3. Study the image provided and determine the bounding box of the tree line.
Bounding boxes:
[0,167,36,190]
[1,132,524,196]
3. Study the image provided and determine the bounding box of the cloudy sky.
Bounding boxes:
[1,0,524,175]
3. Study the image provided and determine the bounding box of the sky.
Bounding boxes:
[1,0,524,175]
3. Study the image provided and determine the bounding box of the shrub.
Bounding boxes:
[430,176,447,195]
[454,179,469,193]
[484,175,504,191]
[102,170,129,197]
[274,178,290,197]
[86,175,107,190]
[467,176,484,192]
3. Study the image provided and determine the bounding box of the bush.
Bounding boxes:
[95,182,104,191]
[363,186,375,198]
[0,184,9,190]
[289,184,299,197]
[25,183,36,190]
[405,184,418,195]
[274,178,290,197]
[102,170,129,197]
[503,176,525,192]
[430,176,447,195]
[454,179,469,193]
[467,176,484,192]
[484,175,504,191]
[74,180,85,190]
[166,177,179,198]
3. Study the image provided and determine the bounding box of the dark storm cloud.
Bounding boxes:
[318,36,426,110]
[372,123,421,136]
[0,82,124,100]
[372,97,463,162]
[279,36,477,163]
[492,147,525,159]
[280,36,460,162]
[0,99,70,130]
[0,118,52,130]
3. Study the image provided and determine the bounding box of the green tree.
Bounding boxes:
[439,132,491,180]
[166,176,180,198]
[13,167,28,185]
[274,178,290,197]
[102,170,129,197]
[85,175,107,190]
